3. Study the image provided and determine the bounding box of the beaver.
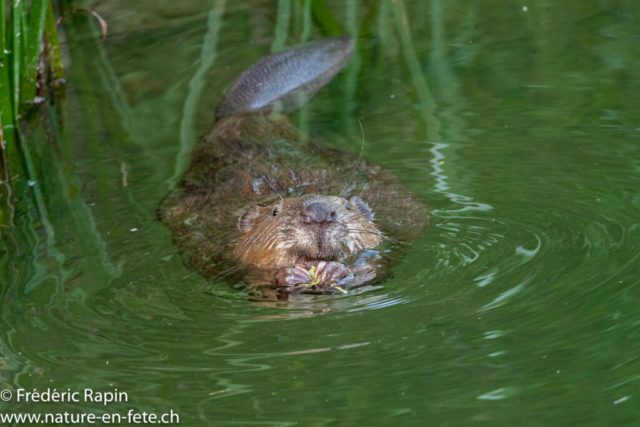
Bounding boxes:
[158,36,427,297]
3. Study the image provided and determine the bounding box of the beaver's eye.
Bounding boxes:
[273,208,279,216]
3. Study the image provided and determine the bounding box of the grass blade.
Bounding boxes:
[44,1,64,80]
[271,0,291,52]
[0,0,5,63]
[392,0,440,141]
[0,64,13,141]
[296,0,313,135]
[23,0,48,102]
[301,0,312,43]
[9,0,23,118]
[343,0,360,128]
[168,0,226,188]
[300,0,342,36]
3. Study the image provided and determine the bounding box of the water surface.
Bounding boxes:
[1,0,640,425]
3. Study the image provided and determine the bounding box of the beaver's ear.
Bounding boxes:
[349,196,374,221]
[238,205,261,233]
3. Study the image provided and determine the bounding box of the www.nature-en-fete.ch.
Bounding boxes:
[0,388,179,424]
[0,410,179,424]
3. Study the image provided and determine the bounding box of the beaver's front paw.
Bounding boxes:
[312,261,350,286]
[274,261,351,293]
[274,266,314,287]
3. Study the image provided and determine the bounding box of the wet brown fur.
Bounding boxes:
[158,112,427,292]
[234,195,381,268]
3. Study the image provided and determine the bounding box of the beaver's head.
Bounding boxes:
[233,195,380,268]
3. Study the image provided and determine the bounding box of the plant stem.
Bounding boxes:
[168,0,226,189]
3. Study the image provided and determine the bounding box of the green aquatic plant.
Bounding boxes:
[1,0,64,244]
[0,0,64,134]
[0,1,125,297]
[169,0,226,189]
[298,0,341,36]
[0,0,65,210]
[293,266,349,294]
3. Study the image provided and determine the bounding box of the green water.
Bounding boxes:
[1,0,640,425]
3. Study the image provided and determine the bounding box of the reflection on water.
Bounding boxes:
[2,0,640,425]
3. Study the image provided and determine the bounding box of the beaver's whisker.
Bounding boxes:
[371,218,420,224]
[344,228,401,245]
[343,208,422,225]
[344,229,381,236]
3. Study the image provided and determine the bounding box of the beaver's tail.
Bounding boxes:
[215,36,353,121]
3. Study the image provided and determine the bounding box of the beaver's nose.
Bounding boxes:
[299,203,337,224]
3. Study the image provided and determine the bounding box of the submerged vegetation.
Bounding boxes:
[0,0,125,296]
[0,0,64,142]
[1,0,64,237]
